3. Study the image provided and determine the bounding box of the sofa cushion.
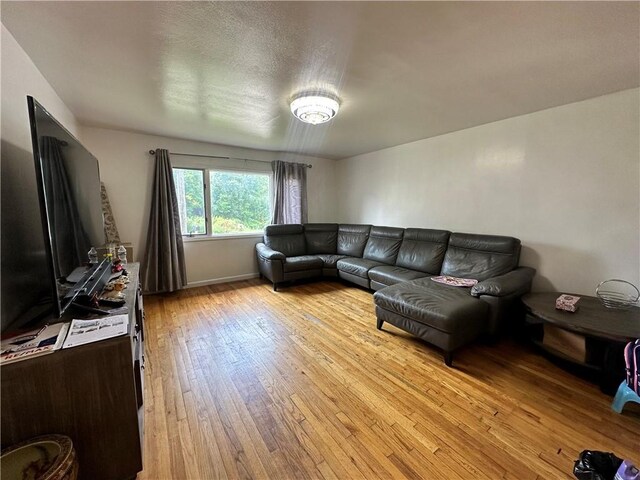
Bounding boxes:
[363,226,404,265]
[314,254,348,269]
[373,278,488,334]
[396,228,450,274]
[337,224,371,257]
[368,265,429,286]
[283,255,324,273]
[264,224,306,257]
[441,233,521,281]
[336,257,385,278]
[304,223,338,254]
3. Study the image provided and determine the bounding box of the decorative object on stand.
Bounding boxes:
[596,279,639,310]
[106,243,116,259]
[117,245,127,264]
[95,262,130,304]
[88,246,98,264]
[111,259,124,274]
[101,182,121,244]
[95,244,133,263]
[556,294,581,312]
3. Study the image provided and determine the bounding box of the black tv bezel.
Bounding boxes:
[27,95,109,318]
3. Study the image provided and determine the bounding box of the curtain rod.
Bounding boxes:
[148,150,312,168]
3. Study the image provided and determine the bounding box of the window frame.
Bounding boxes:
[172,166,208,237]
[172,164,272,240]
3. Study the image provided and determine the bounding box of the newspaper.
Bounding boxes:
[62,314,129,349]
[1,322,70,364]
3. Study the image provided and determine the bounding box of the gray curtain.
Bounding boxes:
[40,136,90,277]
[141,149,187,294]
[271,160,308,224]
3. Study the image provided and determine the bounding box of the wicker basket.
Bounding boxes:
[596,279,640,309]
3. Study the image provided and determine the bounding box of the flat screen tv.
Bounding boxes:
[28,96,111,318]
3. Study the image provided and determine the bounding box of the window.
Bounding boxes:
[172,167,271,237]
[173,168,206,235]
[210,171,270,234]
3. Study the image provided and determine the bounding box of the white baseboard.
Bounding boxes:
[186,273,260,288]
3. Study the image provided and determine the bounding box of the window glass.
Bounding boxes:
[172,168,206,235]
[210,171,270,234]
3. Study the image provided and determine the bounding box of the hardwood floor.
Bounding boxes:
[139,279,639,480]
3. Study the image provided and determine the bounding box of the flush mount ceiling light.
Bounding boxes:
[290,94,340,125]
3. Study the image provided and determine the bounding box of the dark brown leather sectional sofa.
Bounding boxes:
[256,223,535,366]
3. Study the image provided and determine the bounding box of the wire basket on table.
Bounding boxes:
[596,279,639,309]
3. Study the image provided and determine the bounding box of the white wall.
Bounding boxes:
[5,16,636,299]
[1,24,81,327]
[336,89,640,296]
[79,127,338,286]
[1,25,79,137]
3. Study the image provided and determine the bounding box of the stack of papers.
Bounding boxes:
[62,314,129,349]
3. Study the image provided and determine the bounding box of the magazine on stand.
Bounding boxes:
[62,314,129,349]
[1,322,70,365]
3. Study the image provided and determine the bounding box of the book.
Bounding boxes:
[1,322,70,365]
[62,314,128,349]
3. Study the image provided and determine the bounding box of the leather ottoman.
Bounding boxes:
[373,278,489,366]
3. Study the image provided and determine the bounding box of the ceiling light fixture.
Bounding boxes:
[290,94,340,125]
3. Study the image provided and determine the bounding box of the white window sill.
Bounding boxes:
[182,233,264,243]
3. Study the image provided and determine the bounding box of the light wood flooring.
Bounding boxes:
[139,279,639,480]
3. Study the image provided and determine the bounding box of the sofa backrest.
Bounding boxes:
[337,224,372,257]
[304,223,338,254]
[441,232,521,281]
[396,228,451,274]
[264,224,305,257]
[363,226,404,265]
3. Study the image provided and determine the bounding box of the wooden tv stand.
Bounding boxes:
[1,263,145,480]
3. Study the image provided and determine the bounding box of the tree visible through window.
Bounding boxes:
[172,167,271,236]
[173,168,206,235]
[210,171,270,234]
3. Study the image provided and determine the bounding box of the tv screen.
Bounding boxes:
[28,96,107,317]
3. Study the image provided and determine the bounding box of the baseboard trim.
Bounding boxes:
[186,273,260,288]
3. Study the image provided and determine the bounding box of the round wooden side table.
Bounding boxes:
[522,292,640,394]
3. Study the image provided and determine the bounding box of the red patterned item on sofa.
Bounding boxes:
[430,276,478,287]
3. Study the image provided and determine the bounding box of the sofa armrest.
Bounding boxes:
[256,243,286,261]
[470,267,536,298]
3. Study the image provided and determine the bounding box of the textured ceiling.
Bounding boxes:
[2,1,639,159]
